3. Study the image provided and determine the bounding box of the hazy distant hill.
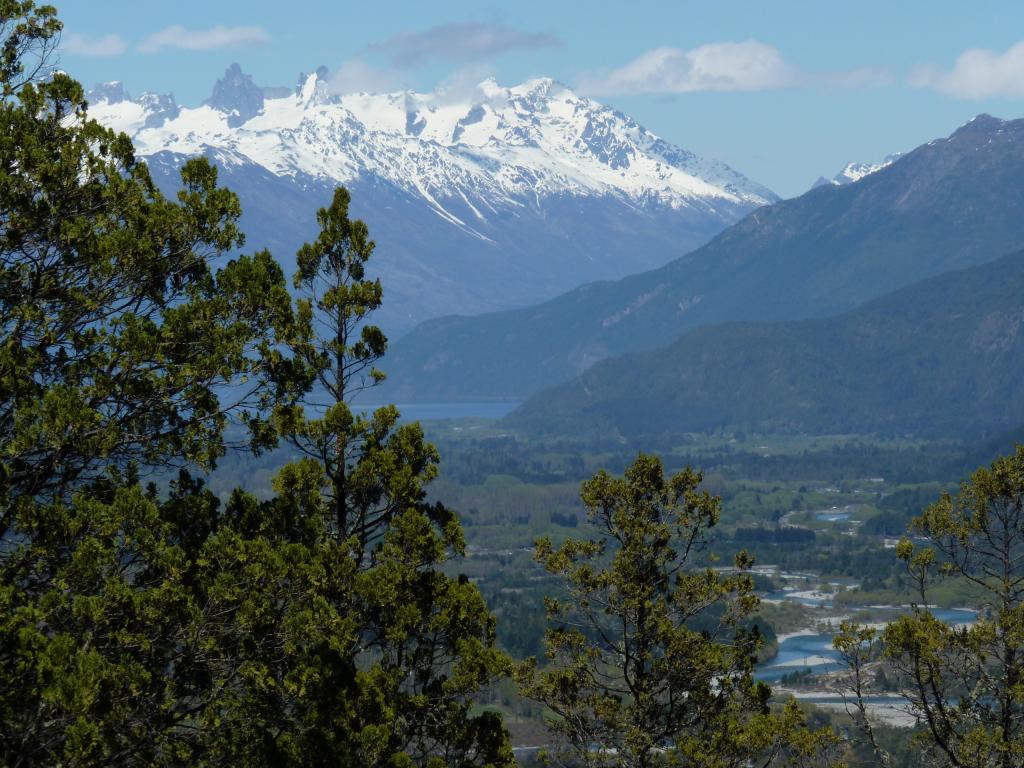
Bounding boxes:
[88,66,774,335]
[507,248,1024,439]
[383,114,1024,400]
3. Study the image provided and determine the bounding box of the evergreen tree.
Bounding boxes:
[0,4,511,763]
[838,445,1024,768]
[520,454,836,767]
[1,472,245,764]
[0,2,293,521]
[254,187,514,765]
[0,2,294,761]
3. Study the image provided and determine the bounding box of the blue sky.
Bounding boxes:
[55,1,1024,197]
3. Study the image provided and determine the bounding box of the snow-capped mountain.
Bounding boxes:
[88,64,777,334]
[810,154,903,190]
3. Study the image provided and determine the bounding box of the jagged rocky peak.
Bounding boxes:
[96,69,778,212]
[510,76,562,100]
[206,63,265,127]
[294,65,330,96]
[87,81,129,104]
[137,91,179,128]
[85,81,179,132]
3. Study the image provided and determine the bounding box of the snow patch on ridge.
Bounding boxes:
[86,68,778,215]
[812,154,903,189]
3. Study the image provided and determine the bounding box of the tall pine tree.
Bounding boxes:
[258,187,514,765]
[521,454,837,768]
[0,4,512,763]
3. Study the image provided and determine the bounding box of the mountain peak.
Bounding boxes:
[512,76,556,91]
[93,67,777,218]
[811,153,903,190]
[86,81,179,132]
[293,67,332,103]
[941,115,1024,155]
[958,113,1004,133]
[206,63,264,127]
[136,91,179,128]
[509,76,570,102]
[87,81,128,104]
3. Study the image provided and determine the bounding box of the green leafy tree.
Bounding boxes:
[230,187,515,766]
[837,445,1024,768]
[520,453,837,768]
[1,473,246,765]
[0,2,296,761]
[0,2,59,96]
[0,3,293,521]
[0,462,509,766]
[0,4,511,763]
[273,186,391,552]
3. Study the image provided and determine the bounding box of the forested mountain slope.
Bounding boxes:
[508,247,1024,439]
[384,114,1024,399]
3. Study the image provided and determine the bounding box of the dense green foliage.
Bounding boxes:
[0,6,512,762]
[0,466,513,765]
[838,446,1024,767]
[520,454,836,767]
[509,248,1024,440]
[0,7,293,516]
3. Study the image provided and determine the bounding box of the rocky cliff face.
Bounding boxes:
[204,62,264,127]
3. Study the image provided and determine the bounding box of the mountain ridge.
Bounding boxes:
[809,153,902,189]
[85,65,775,334]
[88,69,777,214]
[506,246,1024,439]
[380,113,1024,400]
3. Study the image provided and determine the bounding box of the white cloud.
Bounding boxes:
[428,66,500,106]
[579,41,800,96]
[328,58,403,95]
[910,42,1024,99]
[370,22,560,67]
[63,32,127,57]
[579,41,894,96]
[137,25,269,54]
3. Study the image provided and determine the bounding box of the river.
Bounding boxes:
[755,607,976,682]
